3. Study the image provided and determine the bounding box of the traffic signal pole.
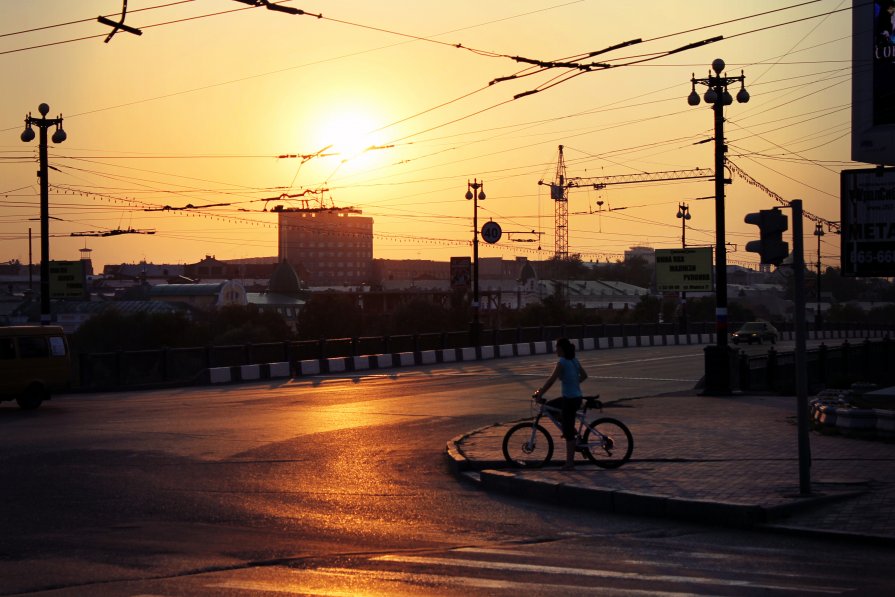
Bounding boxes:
[791,199,811,495]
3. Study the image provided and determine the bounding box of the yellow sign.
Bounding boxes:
[655,248,713,292]
[49,260,87,299]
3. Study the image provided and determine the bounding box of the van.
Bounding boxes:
[0,326,72,410]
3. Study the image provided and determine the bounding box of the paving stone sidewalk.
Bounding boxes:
[446,393,895,542]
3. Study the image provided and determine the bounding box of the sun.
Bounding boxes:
[314,110,382,160]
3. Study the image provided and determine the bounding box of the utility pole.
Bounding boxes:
[792,200,810,495]
[688,59,750,395]
[21,103,67,324]
[677,203,691,330]
[814,222,825,327]
[465,179,485,346]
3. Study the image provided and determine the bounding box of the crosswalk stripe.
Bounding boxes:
[372,555,851,594]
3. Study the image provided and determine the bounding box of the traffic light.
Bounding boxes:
[744,208,789,265]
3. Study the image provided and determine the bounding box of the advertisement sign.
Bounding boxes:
[450,256,471,289]
[49,260,87,299]
[655,248,713,292]
[852,1,895,164]
[841,167,895,277]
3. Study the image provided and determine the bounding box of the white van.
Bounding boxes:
[0,326,72,410]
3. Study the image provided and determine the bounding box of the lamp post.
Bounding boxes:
[814,222,825,327]
[688,59,749,395]
[21,103,67,324]
[465,179,485,346]
[676,202,691,329]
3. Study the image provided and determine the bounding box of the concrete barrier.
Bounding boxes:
[480,345,495,360]
[420,350,437,365]
[240,364,261,381]
[397,352,415,367]
[498,344,515,358]
[209,367,231,384]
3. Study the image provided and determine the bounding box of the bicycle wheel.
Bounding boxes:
[581,417,633,469]
[502,422,554,468]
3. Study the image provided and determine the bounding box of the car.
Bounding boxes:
[731,321,778,345]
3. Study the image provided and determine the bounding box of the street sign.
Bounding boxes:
[841,168,895,277]
[481,220,502,244]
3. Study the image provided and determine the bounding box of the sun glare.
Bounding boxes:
[315,111,381,160]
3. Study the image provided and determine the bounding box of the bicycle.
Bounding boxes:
[502,395,633,469]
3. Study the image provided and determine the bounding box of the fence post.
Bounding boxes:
[738,350,750,391]
[817,343,827,385]
[766,347,778,392]
[317,338,326,359]
[841,340,850,383]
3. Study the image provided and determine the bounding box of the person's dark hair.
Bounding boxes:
[556,337,575,359]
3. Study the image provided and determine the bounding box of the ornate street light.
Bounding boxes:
[687,59,749,395]
[21,103,67,324]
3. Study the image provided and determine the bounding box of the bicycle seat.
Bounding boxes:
[584,396,602,410]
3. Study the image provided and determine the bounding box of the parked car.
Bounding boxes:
[731,321,778,345]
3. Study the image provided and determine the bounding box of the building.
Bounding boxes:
[148,281,247,310]
[277,209,373,287]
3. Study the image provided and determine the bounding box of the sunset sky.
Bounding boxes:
[0,1,856,272]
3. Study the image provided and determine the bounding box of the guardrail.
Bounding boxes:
[72,322,893,392]
[738,336,894,393]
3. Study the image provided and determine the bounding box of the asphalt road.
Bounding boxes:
[1,344,892,595]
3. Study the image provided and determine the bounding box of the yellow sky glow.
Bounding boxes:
[0,1,857,271]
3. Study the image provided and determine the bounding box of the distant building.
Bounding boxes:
[149,281,247,310]
[246,260,307,332]
[277,210,373,287]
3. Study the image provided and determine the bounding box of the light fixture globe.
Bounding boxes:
[722,91,733,106]
[478,190,485,200]
[465,190,473,200]
[703,88,718,104]
[52,127,67,144]
[38,103,50,116]
[736,87,750,103]
[687,90,700,106]
[711,58,725,74]
[20,126,35,143]
[684,212,691,220]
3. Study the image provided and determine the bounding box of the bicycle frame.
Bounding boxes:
[530,396,602,446]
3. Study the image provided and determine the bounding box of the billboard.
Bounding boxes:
[49,260,87,299]
[852,1,895,164]
[655,248,713,292]
[450,256,471,289]
[841,167,895,277]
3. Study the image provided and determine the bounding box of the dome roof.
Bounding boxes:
[269,260,303,296]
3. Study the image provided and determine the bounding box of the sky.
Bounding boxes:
[0,1,858,272]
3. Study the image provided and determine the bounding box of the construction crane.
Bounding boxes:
[537,145,570,259]
[539,144,714,259]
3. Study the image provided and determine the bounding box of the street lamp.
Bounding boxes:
[676,203,691,329]
[21,103,67,324]
[688,59,749,395]
[466,179,485,346]
[814,222,825,327]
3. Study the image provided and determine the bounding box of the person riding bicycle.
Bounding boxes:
[533,337,588,470]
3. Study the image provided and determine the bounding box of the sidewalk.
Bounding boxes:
[445,392,895,543]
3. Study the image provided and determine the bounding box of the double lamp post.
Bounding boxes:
[687,59,749,395]
[21,103,68,325]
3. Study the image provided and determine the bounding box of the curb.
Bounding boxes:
[443,425,886,539]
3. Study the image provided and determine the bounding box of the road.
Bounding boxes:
[1,344,892,595]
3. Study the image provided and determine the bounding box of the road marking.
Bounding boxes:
[209,568,705,596]
[372,555,851,594]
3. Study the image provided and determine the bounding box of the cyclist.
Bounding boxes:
[532,337,588,470]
